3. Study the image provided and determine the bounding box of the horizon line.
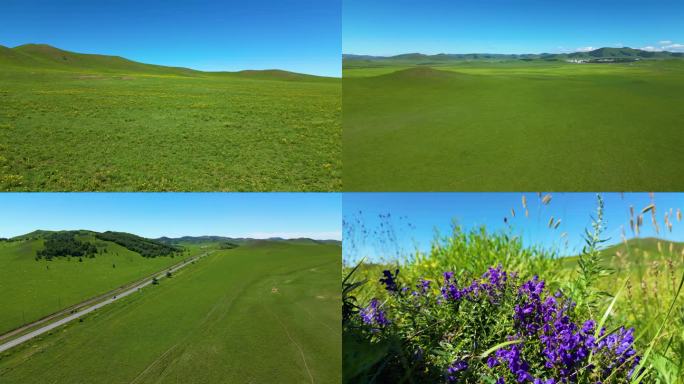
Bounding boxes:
[4,228,341,242]
[343,46,679,57]
[2,42,341,78]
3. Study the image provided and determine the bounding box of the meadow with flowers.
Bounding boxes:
[343,194,684,383]
[0,44,341,191]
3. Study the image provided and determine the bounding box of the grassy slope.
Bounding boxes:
[560,237,684,269]
[0,44,198,75]
[0,45,341,191]
[343,60,684,191]
[0,241,341,384]
[0,236,201,335]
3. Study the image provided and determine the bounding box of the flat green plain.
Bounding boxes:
[343,60,684,191]
[0,241,341,384]
[0,44,341,191]
[0,235,201,335]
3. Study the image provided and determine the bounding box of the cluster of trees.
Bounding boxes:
[95,231,180,258]
[0,237,23,243]
[36,232,97,260]
[219,241,239,249]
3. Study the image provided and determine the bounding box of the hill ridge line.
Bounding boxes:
[1,43,331,78]
[344,47,683,60]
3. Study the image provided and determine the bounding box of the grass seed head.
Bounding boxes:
[642,203,655,214]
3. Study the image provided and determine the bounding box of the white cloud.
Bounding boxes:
[640,46,661,52]
[576,46,595,52]
[659,40,673,45]
[662,43,684,52]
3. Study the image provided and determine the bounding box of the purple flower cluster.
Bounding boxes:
[493,342,536,383]
[359,266,642,383]
[416,278,431,294]
[380,269,400,293]
[359,298,390,330]
[596,327,640,377]
[441,265,510,302]
[446,360,469,382]
[489,275,640,382]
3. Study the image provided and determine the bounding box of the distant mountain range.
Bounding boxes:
[0,43,327,79]
[0,230,340,260]
[2,230,340,246]
[155,236,341,246]
[344,47,684,62]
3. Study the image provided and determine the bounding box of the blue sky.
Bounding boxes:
[344,0,684,55]
[0,0,341,77]
[343,193,684,263]
[0,193,341,240]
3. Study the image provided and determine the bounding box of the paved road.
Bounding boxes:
[0,251,213,354]
[0,253,205,344]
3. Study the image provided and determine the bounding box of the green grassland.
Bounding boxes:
[560,236,684,269]
[0,231,200,335]
[343,58,684,191]
[0,240,341,384]
[0,44,340,191]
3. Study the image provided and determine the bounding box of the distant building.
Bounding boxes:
[566,57,640,64]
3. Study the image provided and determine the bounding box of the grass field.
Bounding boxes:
[0,232,202,335]
[0,44,341,191]
[0,240,341,384]
[343,59,684,191]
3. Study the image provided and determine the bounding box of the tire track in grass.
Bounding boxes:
[128,262,229,384]
[129,343,181,384]
[262,303,314,384]
[274,267,337,335]
[294,301,337,334]
[129,255,252,384]
[289,261,339,335]
[143,288,241,384]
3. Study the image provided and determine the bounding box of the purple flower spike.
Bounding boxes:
[380,269,400,293]
[446,360,468,382]
[416,278,431,294]
[359,298,390,330]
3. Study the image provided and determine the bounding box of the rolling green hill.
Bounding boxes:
[0,44,337,83]
[0,44,205,76]
[561,237,684,269]
[0,240,341,384]
[0,230,199,335]
[156,235,341,247]
[8,230,181,259]
[0,44,325,80]
[0,44,341,191]
[565,47,682,59]
[600,237,684,259]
